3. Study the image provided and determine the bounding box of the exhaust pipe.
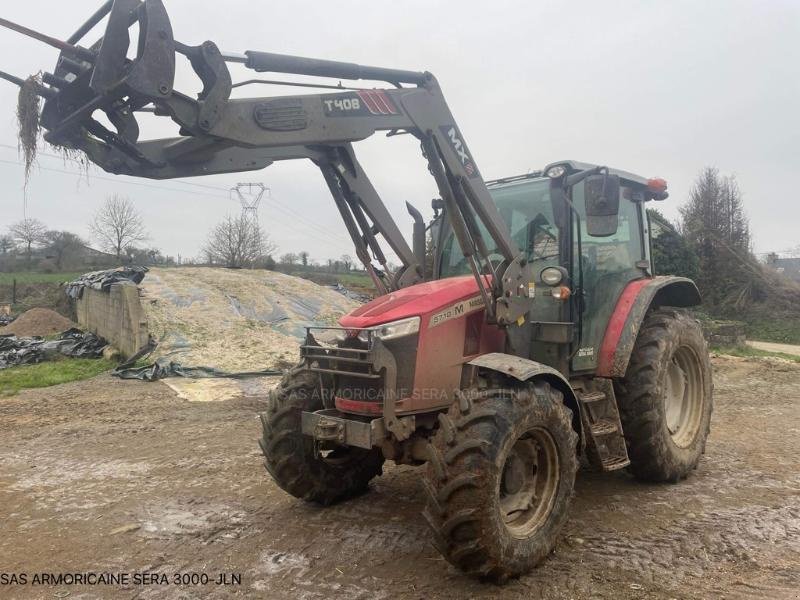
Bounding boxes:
[406,201,427,280]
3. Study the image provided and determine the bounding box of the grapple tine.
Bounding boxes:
[67,0,115,45]
[0,70,25,88]
[0,70,56,98]
[0,16,96,62]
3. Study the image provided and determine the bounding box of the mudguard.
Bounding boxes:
[596,276,701,378]
[467,352,583,444]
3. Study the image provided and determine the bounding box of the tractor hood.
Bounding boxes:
[339,276,482,329]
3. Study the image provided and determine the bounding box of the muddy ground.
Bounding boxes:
[1,355,799,599]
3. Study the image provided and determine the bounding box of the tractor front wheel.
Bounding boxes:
[422,382,578,581]
[615,308,713,482]
[259,367,384,505]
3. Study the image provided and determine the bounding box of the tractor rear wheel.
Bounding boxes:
[259,367,384,505]
[615,308,713,482]
[422,382,578,581]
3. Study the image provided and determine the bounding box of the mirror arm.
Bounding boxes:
[564,165,605,189]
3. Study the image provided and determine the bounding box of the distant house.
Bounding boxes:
[767,255,800,283]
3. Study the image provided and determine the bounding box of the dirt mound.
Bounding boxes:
[3,308,76,337]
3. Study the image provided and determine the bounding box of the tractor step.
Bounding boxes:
[589,419,619,437]
[577,381,630,471]
[580,391,607,404]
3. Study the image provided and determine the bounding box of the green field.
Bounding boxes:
[744,318,800,346]
[0,272,84,285]
[335,272,373,288]
[0,358,113,396]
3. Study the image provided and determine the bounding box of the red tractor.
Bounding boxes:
[1,0,712,580]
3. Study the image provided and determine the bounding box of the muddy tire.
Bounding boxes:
[615,308,713,482]
[259,368,384,505]
[422,382,578,581]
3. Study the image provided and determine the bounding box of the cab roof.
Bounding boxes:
[486,160,651,189]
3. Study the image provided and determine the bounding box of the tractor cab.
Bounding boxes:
[432,160,668,375]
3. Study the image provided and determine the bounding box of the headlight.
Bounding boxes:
[373,316,420,341]
[540,266,566,286]
[546,165,566,178]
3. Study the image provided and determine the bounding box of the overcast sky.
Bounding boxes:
[1,0,797,262]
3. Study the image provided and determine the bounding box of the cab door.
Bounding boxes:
[571,182,648,372]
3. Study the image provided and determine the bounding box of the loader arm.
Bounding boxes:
[1,0,536,328]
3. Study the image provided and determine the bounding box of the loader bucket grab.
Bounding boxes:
[37,0,175,149]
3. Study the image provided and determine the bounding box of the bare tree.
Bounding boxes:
[44,230,85,270]
[281,252,299,266]
[299,251,309,267]
[340,254,353,271]
[9,218,46,262]
[204,214,276,269]
[0,234,15,254]
[90,194,148,259]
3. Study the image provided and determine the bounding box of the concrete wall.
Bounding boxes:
[702,320,746,348]
[76,282,148,359]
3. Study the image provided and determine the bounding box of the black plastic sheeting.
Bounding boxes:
[65,266,149,300]
[112,357,283,382]
[0,328,108,369]
[109,339,283,382]
[328,283,371,303]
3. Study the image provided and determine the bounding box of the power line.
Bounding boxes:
[0,142,235,193]
[0,157,355,254]
[0,156,230,200]
[0,143,357,249]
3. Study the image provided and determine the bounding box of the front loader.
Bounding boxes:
[0,1,713,580]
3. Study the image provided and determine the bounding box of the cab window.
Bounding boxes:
[439,178,556,278]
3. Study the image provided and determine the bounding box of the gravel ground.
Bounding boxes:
[747,340,800,357]
[0,355,799,599]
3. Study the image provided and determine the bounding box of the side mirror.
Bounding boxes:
[584,174,620,237]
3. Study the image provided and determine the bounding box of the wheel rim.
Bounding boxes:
[664,345,704,448]
[499,428,560,538]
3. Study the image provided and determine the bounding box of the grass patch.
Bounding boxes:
[0,358,113,396]
[743,318,800,346]
[712,345,800,363]
[336,272,373,288]
[0,272,84,285]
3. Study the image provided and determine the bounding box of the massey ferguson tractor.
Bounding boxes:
[1,0,713,580]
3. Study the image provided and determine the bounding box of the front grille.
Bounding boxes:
[300,326,418,411]
[300,328,380,380]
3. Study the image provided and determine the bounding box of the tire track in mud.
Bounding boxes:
[572,503,800,577]
[2,357,800,599]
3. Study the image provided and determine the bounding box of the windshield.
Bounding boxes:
[439,178,557,277]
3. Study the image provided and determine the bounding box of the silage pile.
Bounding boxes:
[141,267,357,372]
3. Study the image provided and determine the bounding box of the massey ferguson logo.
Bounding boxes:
[440,126,479,178]
[429,295,484,328]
